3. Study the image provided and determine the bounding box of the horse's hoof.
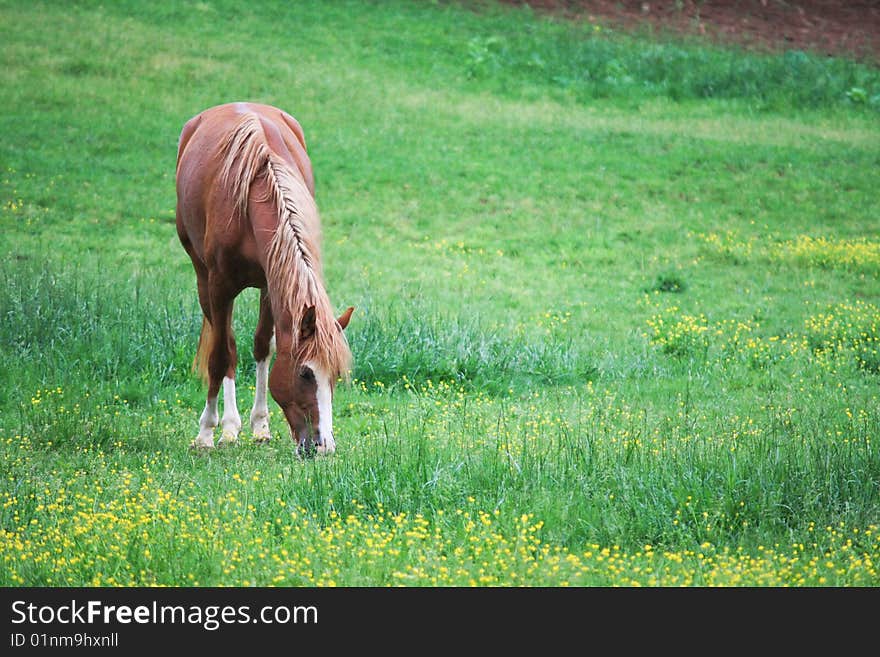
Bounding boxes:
[316,435,336,456]
[218,430,239,447]
[252,427,272,444]
[189,438,215,450]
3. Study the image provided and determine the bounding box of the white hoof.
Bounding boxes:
[190,434,215,450]
[252,426,272,444]
[217,429,239,447]
[316,434,336,456]
[251,416,271,444]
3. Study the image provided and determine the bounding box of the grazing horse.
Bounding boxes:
[175,102,353,453]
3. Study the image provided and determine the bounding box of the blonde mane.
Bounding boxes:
[217,113,352,380]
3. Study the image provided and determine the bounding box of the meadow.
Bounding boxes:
[1,0,879,586]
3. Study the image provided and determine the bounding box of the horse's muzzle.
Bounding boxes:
[296,426,331,457]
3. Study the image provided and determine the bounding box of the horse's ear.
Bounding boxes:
[337,306,355,330]
[300,306,316,340]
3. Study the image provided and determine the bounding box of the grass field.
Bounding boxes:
[1,0,879,586]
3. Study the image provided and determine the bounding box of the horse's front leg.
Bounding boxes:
[194,279,241,448]
[218,373,242,447]
[193,363,240,448]
[193,389,219,449]
[250,287,274,443]
[217,297,242,448]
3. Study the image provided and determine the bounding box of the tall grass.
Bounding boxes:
[0,260,198,397]
[0,258,597,401]
[348,300,597,391]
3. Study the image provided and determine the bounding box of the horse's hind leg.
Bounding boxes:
[250,287,275,443]
[188,261,221,449]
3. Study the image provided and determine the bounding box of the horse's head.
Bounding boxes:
[270,305,354,456]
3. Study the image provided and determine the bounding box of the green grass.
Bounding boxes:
[1,0,878,586]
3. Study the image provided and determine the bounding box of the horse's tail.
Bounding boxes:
[192,316,212,385]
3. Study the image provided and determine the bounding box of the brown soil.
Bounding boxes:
[499,1,880,63]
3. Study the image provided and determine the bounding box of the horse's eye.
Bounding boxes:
[300,368,315,382]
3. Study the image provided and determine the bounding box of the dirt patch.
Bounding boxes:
[500,1,880,63]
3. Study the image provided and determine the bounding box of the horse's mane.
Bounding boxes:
[217,112,351,380]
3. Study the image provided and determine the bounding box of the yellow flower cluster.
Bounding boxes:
[646,302,880,372]
[803,300,880,372]
[644,306,710,359]
[2,451,876,586]
[2,379,878,586]
[775,235,880,273]
[695,231,879,275]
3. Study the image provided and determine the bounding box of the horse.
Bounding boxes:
[175,102,353,454]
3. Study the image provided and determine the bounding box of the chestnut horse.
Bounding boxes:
[175,102,353,453]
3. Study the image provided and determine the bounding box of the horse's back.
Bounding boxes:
[176,102,313,195]
[175,102,316,270]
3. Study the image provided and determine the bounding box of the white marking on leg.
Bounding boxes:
[193,395,219,448]
[250,357,271,441]
[306,360,335,455]
[218,376,241,446]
